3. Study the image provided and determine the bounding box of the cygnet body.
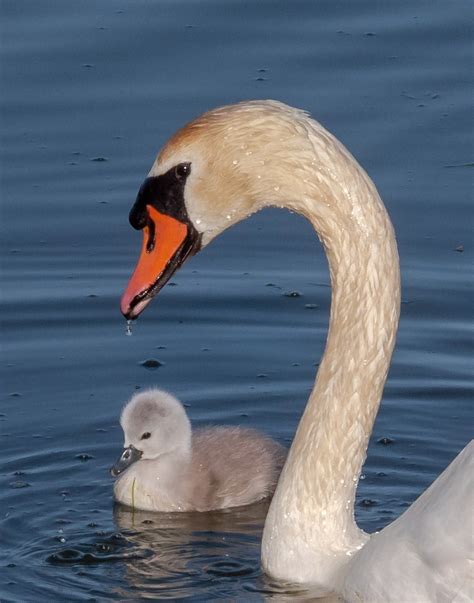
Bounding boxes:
[112,389,286,512]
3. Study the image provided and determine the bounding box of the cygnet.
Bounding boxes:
[111,389,286,512]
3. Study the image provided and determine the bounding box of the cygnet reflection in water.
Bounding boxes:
[112,504,342,602]
[111,389,286,512]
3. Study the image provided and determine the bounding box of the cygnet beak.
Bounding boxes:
[110,445,143,477]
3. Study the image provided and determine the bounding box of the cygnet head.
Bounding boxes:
[111,389,192,477]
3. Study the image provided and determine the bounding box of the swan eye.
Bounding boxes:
[175,163,191,180]
[141,432,151,440]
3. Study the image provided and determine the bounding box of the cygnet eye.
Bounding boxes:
[141,432,151,440]
[175,163,191,180]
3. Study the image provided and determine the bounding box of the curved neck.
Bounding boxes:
[260,124,401,586]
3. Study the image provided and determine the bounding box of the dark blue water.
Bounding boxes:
[1,1,472,600]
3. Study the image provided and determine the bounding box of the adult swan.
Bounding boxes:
[120,101,473,601]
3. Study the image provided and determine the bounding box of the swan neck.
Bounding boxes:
[261,130,401,585]
[295,217,400,511]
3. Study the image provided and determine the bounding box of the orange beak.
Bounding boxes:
[121,205,200,319]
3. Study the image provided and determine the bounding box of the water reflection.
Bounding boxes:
[113,502,341,601]
[1,0,471,599]
[113,502,265,598]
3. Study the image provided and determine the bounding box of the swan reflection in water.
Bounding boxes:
[112,501,342,602]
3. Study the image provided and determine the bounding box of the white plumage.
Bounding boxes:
[123,100,473,600]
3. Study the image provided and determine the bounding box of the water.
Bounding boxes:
[1,1,472,600]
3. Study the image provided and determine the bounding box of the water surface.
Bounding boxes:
[1,1,472,601]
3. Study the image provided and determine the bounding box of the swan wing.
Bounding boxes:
[343,441,474,602]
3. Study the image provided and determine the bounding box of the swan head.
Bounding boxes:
[121,100,314,319]
[111,389,192,476]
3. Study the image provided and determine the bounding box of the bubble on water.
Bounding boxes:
[359,498,377,507]
[377,436,395,445]
[75,453,94,462]
[140,358,163,369]
[125,320,133,336]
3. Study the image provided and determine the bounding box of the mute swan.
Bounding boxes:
[120,101,473,601]
[111,388,286,512]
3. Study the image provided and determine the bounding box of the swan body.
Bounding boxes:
[112,389,286,512]
[342,441,473,602]
[120,101,473,600]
